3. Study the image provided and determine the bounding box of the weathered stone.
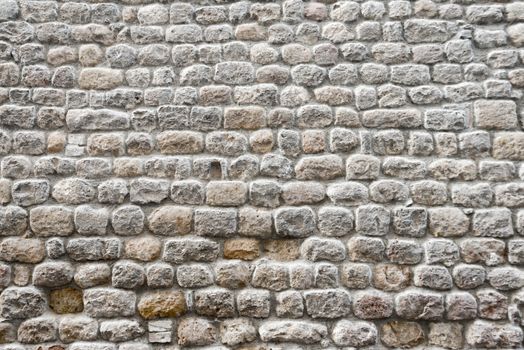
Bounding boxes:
[83,288,135,317]
[0,287,46,319]
[488,267,524,290]
[373,264,411,292]
[74,263,110,288]
[413,265,453,290]
[332,320,377,347]
[146,263,174,288]
[206,181,247,206]
[429,322,463,350]
[177,318,217,347]
[17,317,57,344]
[428,207,469,237]
[404,19,452,43]
[259,321,327,344]
[274,207,317,238]
[0,206,27,236]
[347,237,385,263]
[472,208,514,238]
[353,291,393,319]
[49,288,83,314]
[129,178,169,204]
[282,181,325,205]
[477,289,508,320]
[425,239,459,266]
[33,261,74,287]
[466,320,523,348]
[236,289,270,318]
[148,206,192,236]
[327,182,369,206]
[381,321,425,348]
[194,288,235,318]
[100,320,144,342]
[0,238,44,263]
[45,238,65,259]
[224,238,259,261]
[111,260,145,289]
[295,155,343,180]
[194,208,237,237]
[301,237,345,262]
[67,238,121,261]
[387,240,423,265]
[304,289,351,318]
[163,237,218,264]
[138,290,186,320]
[177,264,214,288]
[215,261,250,290]
[252,263,289,291]
[52,178,96,204]
[395,290,445,320]
[30,206,73,236]
[58,316,97,343]
[220,318,256,346]
[79,68,124,90]
[74,205,108,236]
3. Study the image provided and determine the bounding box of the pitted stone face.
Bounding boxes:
[0,0,523,348]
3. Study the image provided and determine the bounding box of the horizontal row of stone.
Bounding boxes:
[1,286,523,347]
[2,131,524,167]
[7,37,524,70]
[3,103,523,133]
[0,167,524,204]
[2,240,524,289]
[5,0,524,26]
[0,228,524,266]
[0,185,523,229]
[1,92,522,124]
[0,74,520,111]
[1,316,522,349]
[2,176,524,208]
[3,149,524,182]
[2,67,522,106]
[5,128,523,161]
[2,60,524,92]
[2,284,523,321]
[1,15,523,47]
[4,39,524,75]
[5,157,524,190]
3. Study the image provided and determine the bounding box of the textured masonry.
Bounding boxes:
[0,0,523,349]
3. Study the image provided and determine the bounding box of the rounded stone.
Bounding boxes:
[49,288,84,314]
[138,291,187,320]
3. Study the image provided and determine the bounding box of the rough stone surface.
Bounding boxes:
[0,2,521,348]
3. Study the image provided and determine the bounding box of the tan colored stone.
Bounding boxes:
[302,130,325,153]
[49,288,84,314]
[13,265,31,286]
[250,129,273,153]
[373,264,412,292]
[148,206,192,235]
[493,133,524,160]
[0,238,45,264]
[0,323,15,344]
[79,68,124,90]
[224,239,260,261]
[157,131,204,154]
[138,291,187,320]
[264,240,300,261]
[86,133,124,156]
[381,321,425,348]
[125,236,161,262]
[47,132,66,153]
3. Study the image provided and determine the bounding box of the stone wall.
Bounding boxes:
[0,0,523,348]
